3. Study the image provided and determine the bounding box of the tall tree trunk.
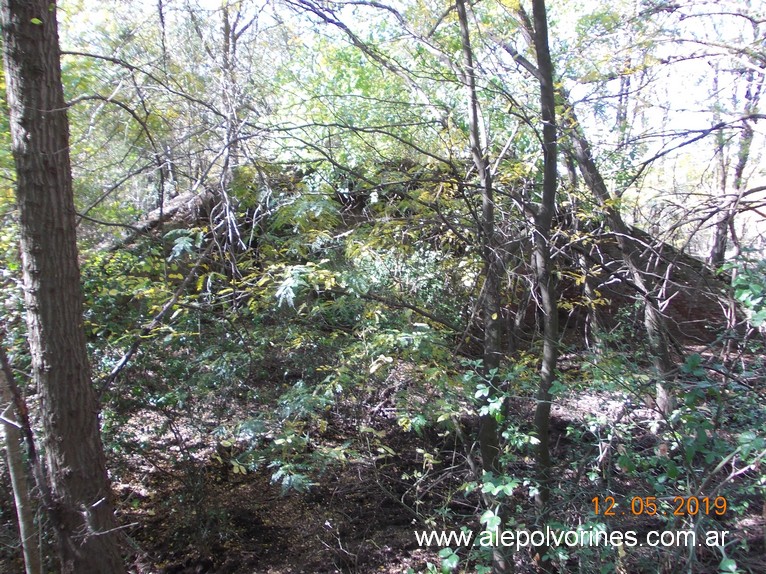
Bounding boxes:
[709,65,729,267]
[708,66,761,267]
[0,2,126,572]
[456,3,508,572]
[508,4,677,416]
[221,4,240,185]
[455,0,502,477]
[529,1,559,569]
[565,157,605,350]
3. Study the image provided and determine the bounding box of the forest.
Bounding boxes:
[0,0,765,573]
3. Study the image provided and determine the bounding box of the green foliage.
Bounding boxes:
[81,246,168,341]
[438,547,459,573]
[38,3,766,572]
[165,228,204,261]
[723,256,766,327]
[0,67,14,184]
[269,190,341,254]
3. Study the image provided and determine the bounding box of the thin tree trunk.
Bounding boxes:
[529,1,559,569]
[0,358,41,574]
[508,3,677,416]
[221,4,240,185]
[565,157,605,350]
[709,65,729,267]
[708,66,761,267]
[0,2,126,572]
[456,2,508,572]
[455,0,502,477]
[562,101,676,414]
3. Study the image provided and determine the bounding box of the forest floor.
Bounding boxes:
[110,364,764,574]
[1,356,765,573]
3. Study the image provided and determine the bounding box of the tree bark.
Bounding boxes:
[1,354,41,574]
[456,3,509,572]
[0,2,126,572]
[529,1,559,569]
[708,66,761,267]
[508,3,677,416]
[455,0,502,477]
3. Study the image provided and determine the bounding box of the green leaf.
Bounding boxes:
[738,431,764,458]
[441,552,459,573]
[681,353,704,376]
[438,547,460,572]
[480,509,501,530]
[30,17,43,25]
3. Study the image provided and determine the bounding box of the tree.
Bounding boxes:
[0,1,125,572]
[454,0,503,477]
[0,1,756,572]
[0,346,41,574]
[452,6,510,572]
[500,1,680,415]
[708,63,763,266]
[527,3,559,567]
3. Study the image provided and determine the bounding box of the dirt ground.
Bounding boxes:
[2,376,765,574]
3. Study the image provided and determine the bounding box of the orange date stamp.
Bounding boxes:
[592,495,727,517]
